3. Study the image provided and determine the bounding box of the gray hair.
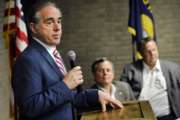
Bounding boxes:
[27,1,61,24]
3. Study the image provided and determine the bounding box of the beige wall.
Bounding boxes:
[0,0,180,119]
[0,1,11,119]
[58,0,180,88]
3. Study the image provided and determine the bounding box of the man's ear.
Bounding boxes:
[29,23,38,33]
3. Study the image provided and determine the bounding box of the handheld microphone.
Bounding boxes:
[67,50,76,68]
[67,50,82,92]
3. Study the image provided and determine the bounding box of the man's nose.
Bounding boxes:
[103,70,108,74]
[150,51,155,56]
[54,22,61,31]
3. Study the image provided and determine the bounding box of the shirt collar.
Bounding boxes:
[98,84,116,99]
[143,59,161,71]
[33,37,56,55]
[111,84,116,99]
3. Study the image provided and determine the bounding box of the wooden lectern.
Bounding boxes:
[80,100,157,120]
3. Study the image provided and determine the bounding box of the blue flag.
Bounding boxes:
[128,0,156,60]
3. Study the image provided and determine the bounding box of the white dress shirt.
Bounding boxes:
[99,84,116,99]
[138,59,170,117]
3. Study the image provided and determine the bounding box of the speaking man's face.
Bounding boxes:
[31,5,62,46]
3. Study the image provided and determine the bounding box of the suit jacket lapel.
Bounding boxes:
[160,60,170,90]
[31,40,64,77]
[135,60,144,89]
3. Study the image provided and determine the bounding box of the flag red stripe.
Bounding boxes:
[16,27,28,42]
[3,23,16,31]
[15,6,21,18]
[4,8,16,16]
[15,46,21,56]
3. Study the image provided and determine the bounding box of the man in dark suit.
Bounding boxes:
[91,57,135,101]
[12,1,123,120]
[120,38,180,120]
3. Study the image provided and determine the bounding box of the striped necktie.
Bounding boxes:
[53,50,67,75]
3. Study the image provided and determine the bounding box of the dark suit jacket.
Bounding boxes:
[12,40,98,120]
[120,59,180,118]
[91,81,135,101]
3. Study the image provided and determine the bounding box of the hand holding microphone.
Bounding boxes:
[63,50,83,91]
[63,66,83,90]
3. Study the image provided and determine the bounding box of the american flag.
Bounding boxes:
[3,0,28,55]
[15,0,28,55]
[3,0,16,49]
[3,0,28,119]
